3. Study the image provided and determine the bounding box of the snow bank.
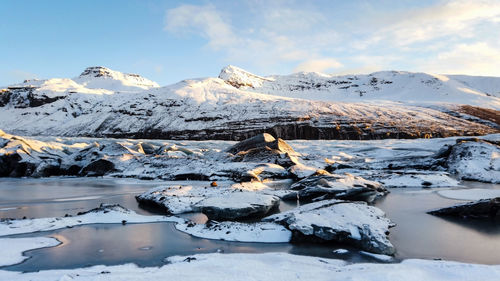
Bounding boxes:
[0,237,60,266]
[1,253,499,281]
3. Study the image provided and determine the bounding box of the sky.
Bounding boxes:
[1,0,500,86]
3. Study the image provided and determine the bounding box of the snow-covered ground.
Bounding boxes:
[1,130,499,183]
[1,252,499,281]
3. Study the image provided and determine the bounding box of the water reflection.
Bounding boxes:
[5,223,369,272]
[375,188,500,264]
[0,178,175,218]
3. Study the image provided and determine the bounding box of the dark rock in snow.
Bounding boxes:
[227,133,295,154]
[173,173,210,181]
[76,203,128,215]
[0,152,36,177]
[137,142,157,155]
[228,133,299,167]
[81,159,115,176]
[428,197,500,218]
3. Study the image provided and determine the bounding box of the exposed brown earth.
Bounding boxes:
[458,105,500,126]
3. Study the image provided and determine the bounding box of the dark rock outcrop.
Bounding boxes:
[0,152,36,177]
[428,197,500,218]
[228,133,299,167]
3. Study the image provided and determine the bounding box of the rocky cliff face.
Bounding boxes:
[0,66,498,140]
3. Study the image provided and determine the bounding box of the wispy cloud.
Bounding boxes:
[164,2,341,73]
[366,0,500,47]
[164,4,237,50]
[164,0,500,76]
[418,42,500,76]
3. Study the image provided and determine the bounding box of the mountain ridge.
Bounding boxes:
[0,66,498,140]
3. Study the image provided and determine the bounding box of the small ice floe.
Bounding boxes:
[0,207,18,211]
[359,251,394,262]
[333,249,349,254]
[437,189,500,201]
[0,204,181,236]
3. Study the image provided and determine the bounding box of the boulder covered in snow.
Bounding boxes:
[136,184,280,220]
[445,139,500,183]
[428,197,500,218]
[264,199,395,255]
[194,192,280,220]
[283,174,386,203]
[135,185,214,215]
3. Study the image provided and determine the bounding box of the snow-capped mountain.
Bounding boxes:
[6,66,159,97]
[219,65,500,109]
[0,66,498,140]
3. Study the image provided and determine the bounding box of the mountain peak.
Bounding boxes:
[79,66,137,79]
[76,66,159,91]
[79,66,114,78]
[218,65,273,88]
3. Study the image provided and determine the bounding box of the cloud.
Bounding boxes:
[368,0,500,46]
[163,1,500,76]
[294,58,343,73]
[164,2,341,73]
[164,4,237,50]
[418,42,500,76]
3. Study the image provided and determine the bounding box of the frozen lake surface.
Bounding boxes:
[0,177,499,272]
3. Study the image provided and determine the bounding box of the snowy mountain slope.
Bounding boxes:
[219,66,500,109]
[0,66,498,140]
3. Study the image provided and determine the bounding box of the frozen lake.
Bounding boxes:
[0,177,499,272]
